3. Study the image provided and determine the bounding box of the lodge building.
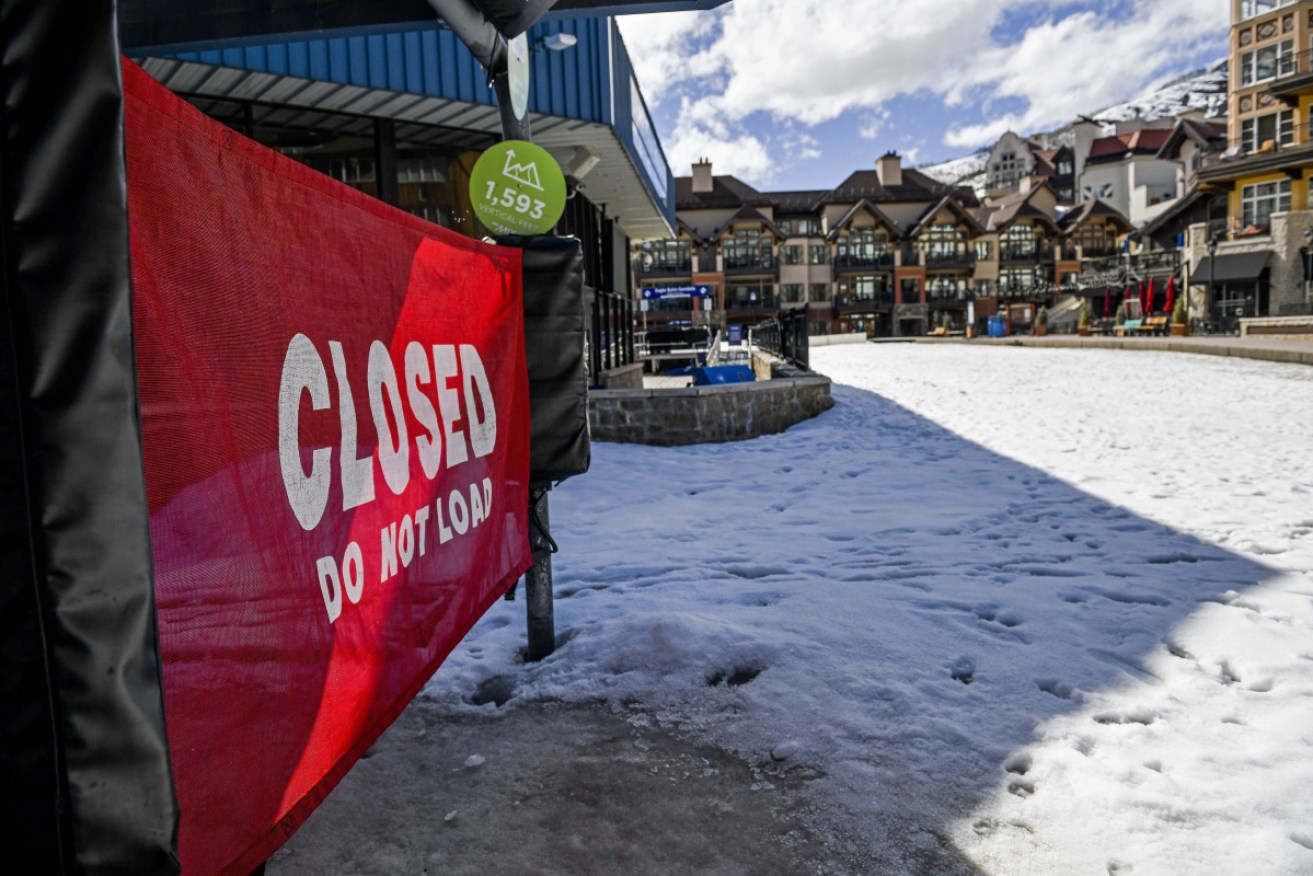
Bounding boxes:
[639,153,1139,337]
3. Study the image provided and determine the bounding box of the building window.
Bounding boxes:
[781,283,805,303]
[1240,39,1293,86]
[975,279,994,297]
[1082,182,1114,200]
[926,276,969,300]
[1000,267,1038,292]
[1056,159,1074,176]
[723,229,773,271]
[991,149,1026,190]
[1240,178,1290,228]
[724,279,775,309]
[919,223,968,259]
[837,275,890,302]
[1075,224,1117,256]
[1000,224,1040,260]
[809,244,830,265]
[779,216,821,237]
[975,240,993,261]
[781,244,804,265]
[1241,0,1296,22]
[835,228,890,265]
[1241,110,1294,152]
[637,239,692,274]
[809,283,830,302]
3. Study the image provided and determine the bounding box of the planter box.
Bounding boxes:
[1170,323,1189,337]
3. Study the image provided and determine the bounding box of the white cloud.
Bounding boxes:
[617,1,1227,174]
[858,110,891,141]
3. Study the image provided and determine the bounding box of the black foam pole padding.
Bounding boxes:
[0,1,180,872]
[508,236,590,487]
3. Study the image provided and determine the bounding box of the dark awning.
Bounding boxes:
[1194,251,1271,283]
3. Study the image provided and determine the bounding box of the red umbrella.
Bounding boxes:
[1145,277,1155,313]
[1163,275,1176,317]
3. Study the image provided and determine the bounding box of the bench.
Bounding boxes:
[1115,319,1143,337]
[929,326,948,336]
[1140,315,1169,336]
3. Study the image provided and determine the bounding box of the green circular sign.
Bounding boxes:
[469,140,566,236]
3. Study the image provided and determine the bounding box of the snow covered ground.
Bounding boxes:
[279,343,1313,875]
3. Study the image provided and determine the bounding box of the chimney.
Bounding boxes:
[875,151,902,187]
[691,158,714,193]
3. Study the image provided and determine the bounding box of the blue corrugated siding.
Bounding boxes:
[160,17,673,225]
[166,19,615,120]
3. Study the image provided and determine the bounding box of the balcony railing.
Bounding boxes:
[723,297,776,311]
[996,282,1043,300]
[1198,121,1313,172]
[1275,47,1313,83]
[723,251,776,274]
[834,293,895,309]
[1080,250,1180,278]
[637,259,692,277]
[1000,246,1042,264]
[833,252,895,271]
[926,287,974,303]
[923,251,976,270]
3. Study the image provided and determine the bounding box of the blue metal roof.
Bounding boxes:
[139,18,674,233]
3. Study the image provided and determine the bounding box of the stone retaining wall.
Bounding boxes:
[597,362,644,389]
[589,372,833,446]
[1240,316,1313,342]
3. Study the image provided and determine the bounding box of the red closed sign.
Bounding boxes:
[124,60,532,875]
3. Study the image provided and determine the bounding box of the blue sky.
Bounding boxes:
[616,0,1228,191]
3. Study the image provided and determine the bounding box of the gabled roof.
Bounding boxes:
[770,189,830,213]
[906,195,987,238]
[819,167,979,207]
[825,199,905,240]
[974,181,1061,232]
[1135,189,1212,240]
[674,174,765,210]
[709,204,785,240]
[1057,198,1133,236]
[1086,128,1173,164]
[1157,118,1228,160]
[675,216,702,241]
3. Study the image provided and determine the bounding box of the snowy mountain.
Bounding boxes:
[918,59,1228,196]
[918,149,989,191]
[1084,59,1228,125]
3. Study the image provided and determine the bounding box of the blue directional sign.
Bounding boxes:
[641,285,711,300]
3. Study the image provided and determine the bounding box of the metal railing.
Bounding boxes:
[834,292,895,309]
[1000,246,1042,264]
[723,251,776,272]
[926,287,974,303]
[636,259,692,276]
[1079,250,1180,279]
[753,307,810,370]
[1198,120,1313,171]
[833,252,896,271]
[923,251,976,269]
[1275,47,1313,82]
[589,289,635,389]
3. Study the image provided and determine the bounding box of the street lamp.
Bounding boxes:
[1207,234,1217,335]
